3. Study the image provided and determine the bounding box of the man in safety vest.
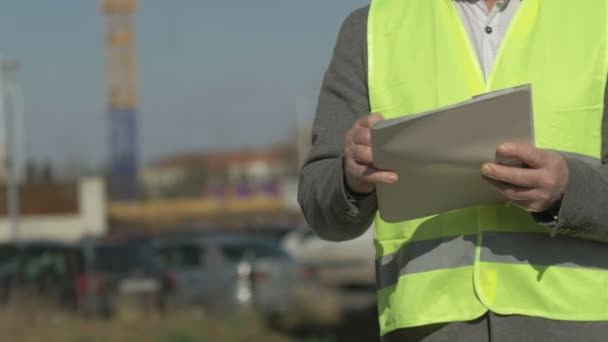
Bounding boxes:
[298,0,608,341]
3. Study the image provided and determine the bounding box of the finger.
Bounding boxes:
[481,162,541,188]
[358,113,384,128]
[483,177,549,212]
[483,176,539,201]
[351,144,373,165]
[351,127,372,146]
[360,167,399,185]
[496,143,549,169]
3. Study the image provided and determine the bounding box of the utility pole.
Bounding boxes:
[0,59,22,243]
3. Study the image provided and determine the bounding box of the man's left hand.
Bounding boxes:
[481,143,569,212]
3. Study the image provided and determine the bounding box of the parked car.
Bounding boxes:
[0,243,18,303]
[78,239,172,317]
[155,233,306,321]
[10,241,84,310]
[282,225,377,323]
[0,239,171,317]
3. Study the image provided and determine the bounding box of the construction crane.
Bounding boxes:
[100,0,139,200]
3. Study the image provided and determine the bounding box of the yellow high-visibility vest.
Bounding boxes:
[368,0,608,336]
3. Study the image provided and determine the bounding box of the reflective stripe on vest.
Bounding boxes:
[377,233,608,290]
[368,0,608,335]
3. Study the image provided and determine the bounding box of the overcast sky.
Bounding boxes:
[0,1,368,169]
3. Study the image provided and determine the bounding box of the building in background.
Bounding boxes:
[140,145,297,201]
[140,154,207,199]
[0,177,107,242]
[106,146,301,231]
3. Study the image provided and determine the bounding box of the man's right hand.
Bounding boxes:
[344,114,399,195]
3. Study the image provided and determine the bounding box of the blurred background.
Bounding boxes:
[0,1,379,341]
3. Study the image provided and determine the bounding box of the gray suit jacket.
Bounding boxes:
[298,6,608,342]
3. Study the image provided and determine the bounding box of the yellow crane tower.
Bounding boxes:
[100,0,139,199]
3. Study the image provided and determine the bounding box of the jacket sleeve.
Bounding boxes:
[546,88,608,241]
[297,6,377,242]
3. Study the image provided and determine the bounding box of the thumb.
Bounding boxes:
[361,113,385,128]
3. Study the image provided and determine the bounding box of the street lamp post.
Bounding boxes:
[0,59,21,244]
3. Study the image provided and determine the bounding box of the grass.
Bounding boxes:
[0,306,297,342]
